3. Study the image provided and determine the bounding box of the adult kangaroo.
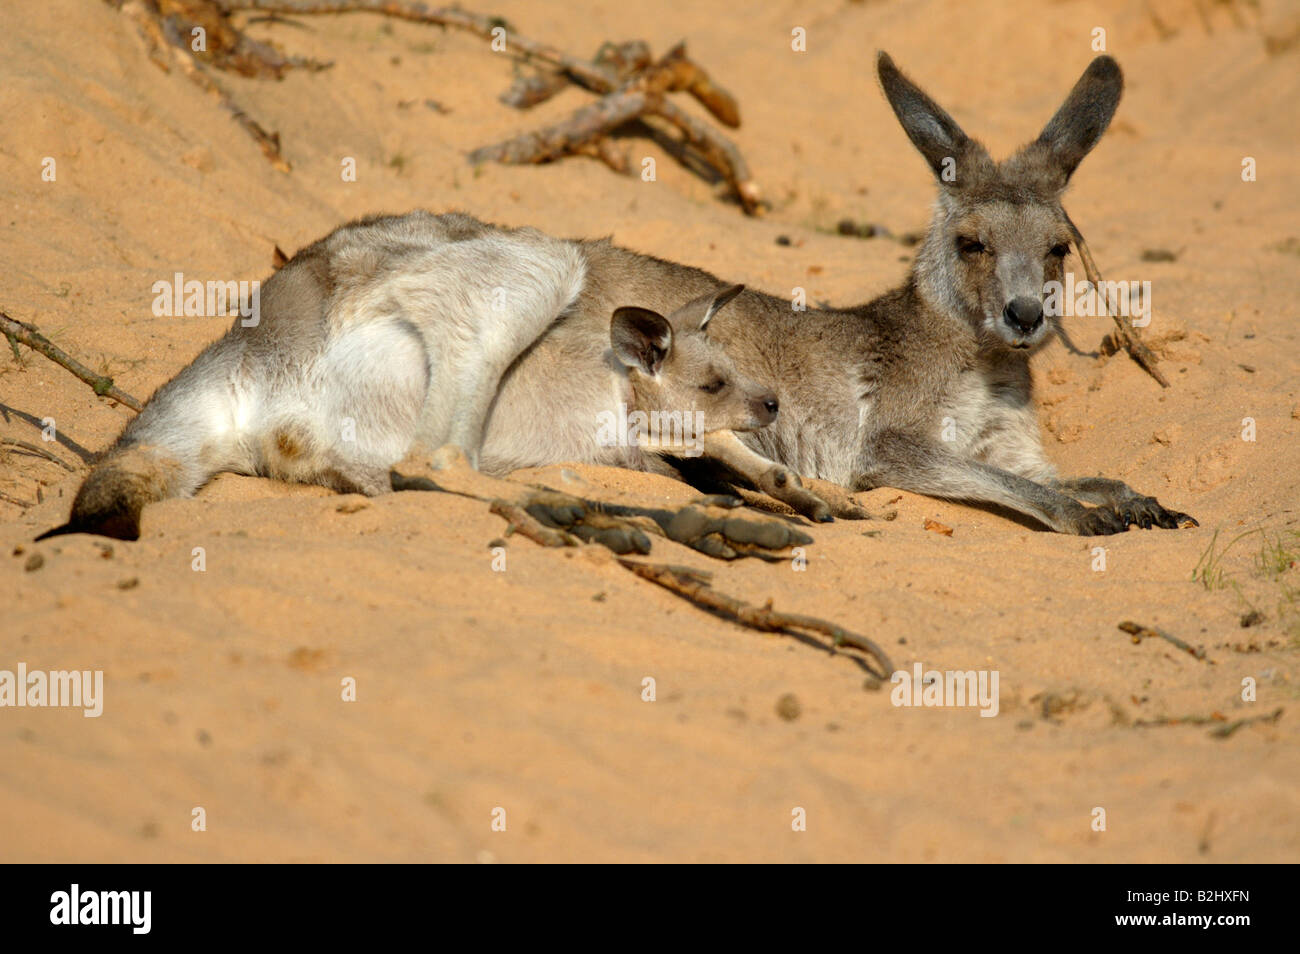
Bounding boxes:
[41,53,1195,540]
[534,52,1197,534]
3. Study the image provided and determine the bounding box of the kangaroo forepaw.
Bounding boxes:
[506,493,812,561]
[662,503,814,560]
[757,467,833,523]
[803,477,877,520]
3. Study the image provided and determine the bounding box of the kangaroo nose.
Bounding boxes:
[752,393,779,425]
[1002,297,1044,336]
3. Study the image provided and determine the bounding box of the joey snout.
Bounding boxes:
[747,391,780,428]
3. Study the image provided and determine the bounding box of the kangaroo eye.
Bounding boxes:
[957,237,986,256]
[1049,243,1070,258]
[699,379,726,394]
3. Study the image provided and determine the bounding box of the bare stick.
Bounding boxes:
[619,558,894,678]
[650,97,760,215]
[500,40,651,109]
[0,491,34,509]
[575,137,632,175]
[654,42,740,128]
[499,69,573,109]
[1118,620,1208,662]
[221,0,619,91]
[1135,707,1283,738]
[0,439,77,472]
[1064,212,1169,388]
[1210,707,1283,739]
[469,88,652,165]
[120,0,291,171]
[0,312,144,412]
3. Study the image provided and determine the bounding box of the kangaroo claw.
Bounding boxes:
[1114,495,1199,531]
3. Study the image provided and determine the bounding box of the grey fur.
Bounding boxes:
[43,53,1195,541]
[42,214,776,539]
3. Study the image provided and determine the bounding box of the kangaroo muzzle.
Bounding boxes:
[1001,296,1045,341]
[749,393,779,427]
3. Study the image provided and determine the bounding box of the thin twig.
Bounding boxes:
[121,0,291,171]
[0,311,144,412]
[1065,211,1169,387]
[619,558,893,678]
[1118,620,1209,662]
[222,0,619,89]
[0,491,34,509]
[0,439,77,472]
[499,39,650,108]
[1135,707,1282,738]
[650,97,759,214]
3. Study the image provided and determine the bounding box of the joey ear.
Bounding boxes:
[699,283,745,332]
[877,51,986,183]
[1035,55,1123,183]
[611,306,673,375]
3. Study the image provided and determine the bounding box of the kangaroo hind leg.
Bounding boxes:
[267,316,429,496]
[409,233,587,465]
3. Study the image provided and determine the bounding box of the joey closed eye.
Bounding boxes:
[957,237,986,257]
[699,378,727,395]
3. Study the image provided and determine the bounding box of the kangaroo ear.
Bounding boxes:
[1035,55,1123,183]
[611,306,673,375]
[699,284,744,332]
[877,51,982,183]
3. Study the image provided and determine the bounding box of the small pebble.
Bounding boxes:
[775,693,801,721]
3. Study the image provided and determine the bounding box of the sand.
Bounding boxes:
[1,0,1297,862]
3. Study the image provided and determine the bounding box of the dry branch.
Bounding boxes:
[650,97,759,214]
[1,311,144,412]
[619,558,894,678]
[1118,620,1208,661]
[205,2,761,211]
[118,0,291,171]
[1065,212,1169,387]
[1135,706,1282,738]
[468,38,758,212]
[468,88,653,165]
[222,0,631,90]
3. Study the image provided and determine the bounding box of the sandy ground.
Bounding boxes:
[1,0,1298,862]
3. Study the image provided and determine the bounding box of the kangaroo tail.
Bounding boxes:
[36,341,252,542]
[35,443,192,541]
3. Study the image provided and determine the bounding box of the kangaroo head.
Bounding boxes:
[610,284,779,438]
[877,52,1123,354]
